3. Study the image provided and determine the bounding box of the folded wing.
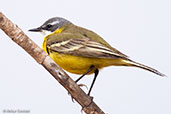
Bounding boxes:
[47,37,128,59]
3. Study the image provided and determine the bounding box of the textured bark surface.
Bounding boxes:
[0,12,105,114]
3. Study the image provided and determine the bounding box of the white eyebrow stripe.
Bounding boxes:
[50,21,59,25]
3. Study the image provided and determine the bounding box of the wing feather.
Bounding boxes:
[48,38,128,59]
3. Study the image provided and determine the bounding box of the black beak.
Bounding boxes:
[28,27,42,32]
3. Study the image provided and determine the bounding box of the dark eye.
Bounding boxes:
[46,24,52,28]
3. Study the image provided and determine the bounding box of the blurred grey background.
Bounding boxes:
[0,0,170,114]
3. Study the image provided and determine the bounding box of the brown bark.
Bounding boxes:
[0,12,105,114]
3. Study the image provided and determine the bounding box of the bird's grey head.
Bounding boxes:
[29,17,71,33]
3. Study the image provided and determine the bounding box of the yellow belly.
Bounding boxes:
[49,52,126,75]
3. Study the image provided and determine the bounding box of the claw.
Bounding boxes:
[78,83,88,90]
[68,83,89,103]
[71,96,75,102]
[68,92,75,103]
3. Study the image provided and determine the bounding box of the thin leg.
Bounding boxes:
[88,69,99,96]
[70,66,95,102]
[75,65,95,83]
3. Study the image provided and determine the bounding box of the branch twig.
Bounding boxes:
[0,12,105,114]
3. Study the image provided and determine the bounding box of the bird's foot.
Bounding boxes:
[68,83,88,102]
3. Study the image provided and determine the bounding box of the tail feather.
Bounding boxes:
[123,59,166,77]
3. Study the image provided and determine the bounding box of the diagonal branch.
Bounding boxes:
[0,12,105,114]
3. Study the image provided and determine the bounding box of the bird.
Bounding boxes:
[29,17,165,96]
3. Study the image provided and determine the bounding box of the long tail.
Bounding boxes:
[122,59,166,77]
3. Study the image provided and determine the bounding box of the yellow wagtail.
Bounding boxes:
[29,17,165,96]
